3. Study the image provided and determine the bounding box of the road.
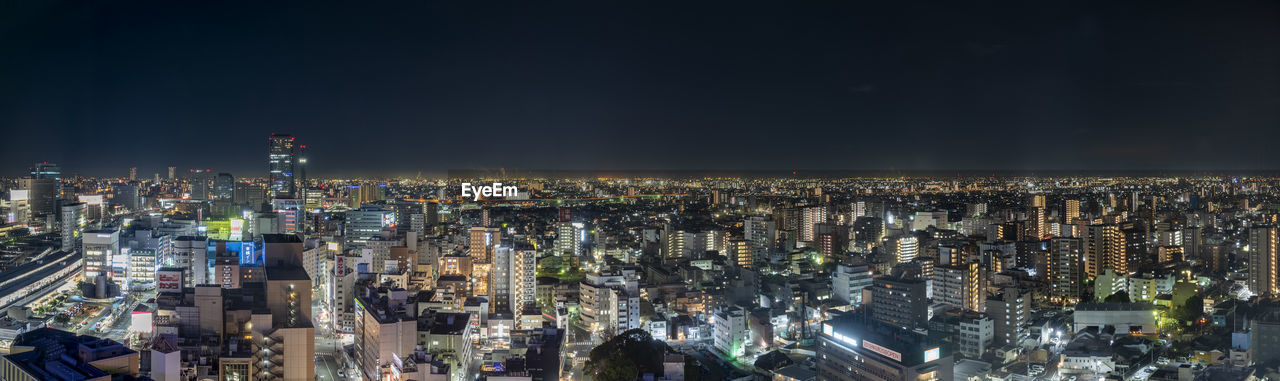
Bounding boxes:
[317,354,357,380]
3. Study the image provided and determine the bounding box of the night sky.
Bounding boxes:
[2,1,1278,177]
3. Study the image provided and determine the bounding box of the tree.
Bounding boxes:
[584,329,668,381]
[1174,295,1204,323]
[1104,291,1131,303]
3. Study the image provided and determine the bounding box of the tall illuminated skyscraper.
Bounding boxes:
[1063,199,1081,224]
[1085,224,1124,276]
[268,133,298,198]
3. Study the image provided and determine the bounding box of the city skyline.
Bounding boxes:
[1,2,1278,380]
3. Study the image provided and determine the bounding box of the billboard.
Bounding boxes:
[862,340,902,362]
[229,219,243,241]
[157,270,183,293]
[923,347,941,362]
[239,241,256,265]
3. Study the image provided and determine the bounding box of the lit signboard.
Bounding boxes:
[157,270,183,293]
[240,242,256,265]
[229,219,243,241]
[923,347,941,362]
[862,340,902,362]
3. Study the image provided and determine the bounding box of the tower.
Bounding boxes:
[268,133,298,198]
[1250,225,1278,297]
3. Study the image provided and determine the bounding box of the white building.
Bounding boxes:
[580,270,641,338]
[61,202,86,250]
[1073,303,1158,335]
[713,306,748,358]
[832,264,873,306]
[509,248,537,310]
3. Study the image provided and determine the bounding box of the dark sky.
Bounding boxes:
[2,1,1279,177]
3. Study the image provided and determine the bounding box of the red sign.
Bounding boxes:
[862,340,902,362]
[157,271,183,293]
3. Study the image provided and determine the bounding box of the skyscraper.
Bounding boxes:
[212,173,234,201]
[1063,199,1081,224]
[1249,225,1278,297]
[510,247,537,311]
[268,133,299,198]
[61,202,86,250]
[1049,237,1084,303]
[29,162,61,180]
[469,226,501,261]
[1085,224,1124,276]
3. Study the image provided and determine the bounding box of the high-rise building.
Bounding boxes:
[1249,225,1278,297]
[268,133,299,198]
[870,276,929,329]
[83,229,119,282]
[888,236,919,264]
[353,290,417,381]
[29,162,61,180]
[167,166,176,180]
[19,177,57,217]
[986,288,1028,346]
[469,226,500,261]
[128,167,137,180]
[932,262,982,312]
[112,183,140,211]
[1028,194,1046,208]
[579,269,641,338]
[800,206,829,242]
[212,173,234,201]
[555,221,583,257]
[185,169,213,200]
[725,239,752,268]
[345,205,394,252]
[510,247,537,311]
[1085,224,1124,276]
[744,216,777,266]
[1063,199,1081,224]
[1048,237,1083,303]
[61,202,86,250]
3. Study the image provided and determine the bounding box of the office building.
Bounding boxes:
[345,205,394,252]
[817,318,952,381]
[354,289,418,381]
[268,133,299,198]
[870,276,929,329]
[0,328,139,381]
[61,203,86,250]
